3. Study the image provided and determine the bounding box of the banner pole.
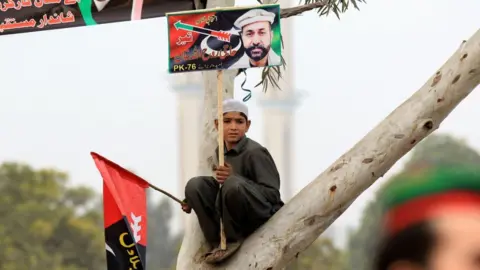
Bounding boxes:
[217,70,227,251]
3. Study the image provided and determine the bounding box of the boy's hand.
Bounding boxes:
[181,202,191,214]
[215,163,231,184]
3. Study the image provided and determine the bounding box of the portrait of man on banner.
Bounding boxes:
[228,8,281,69]
[166,4,282,73]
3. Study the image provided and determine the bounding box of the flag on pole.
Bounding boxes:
[91,152,149,270]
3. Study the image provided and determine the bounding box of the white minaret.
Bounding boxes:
[259,0,301,202]
[170,72,204,229]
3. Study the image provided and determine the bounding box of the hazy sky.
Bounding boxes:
[1,0,479,247]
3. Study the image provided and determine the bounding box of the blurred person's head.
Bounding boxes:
[374,166,480,270]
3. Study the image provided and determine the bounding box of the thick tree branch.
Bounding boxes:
[187,28,480,269]
[280,0,327,19]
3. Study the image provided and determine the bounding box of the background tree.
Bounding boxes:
[0,162,104,270]
[146,192,183,269]
[404,134,480,169]
[346,133,480,270]
[286,237,347,270]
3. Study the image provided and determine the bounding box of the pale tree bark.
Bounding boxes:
[176,67,237,269]
[177,27,480,269]
[175,1,237,269]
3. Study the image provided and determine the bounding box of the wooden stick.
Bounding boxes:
[217,71,224,167]
[148,183,184,205]
[217,70,227,251]
[119,167,185,204]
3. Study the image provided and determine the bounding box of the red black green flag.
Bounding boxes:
[91,152,149,270]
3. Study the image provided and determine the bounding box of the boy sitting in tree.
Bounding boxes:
[181,98,284,264]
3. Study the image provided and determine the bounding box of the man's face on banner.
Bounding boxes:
[241,21,272,62]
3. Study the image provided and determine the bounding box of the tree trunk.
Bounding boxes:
[178,26,480,269]
[175,2,236,269]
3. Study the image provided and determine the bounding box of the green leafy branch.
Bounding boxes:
[252,0,366,92]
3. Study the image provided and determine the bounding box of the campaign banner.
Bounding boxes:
[167,4,282,73]
[91,152,150,270]
[0,0,195,36]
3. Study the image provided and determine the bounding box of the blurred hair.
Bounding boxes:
[374,222,435,270]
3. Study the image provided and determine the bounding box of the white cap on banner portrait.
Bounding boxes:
[234,9,276,29]
[216,99,249,119]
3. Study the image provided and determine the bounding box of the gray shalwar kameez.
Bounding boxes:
[184,136,283,245]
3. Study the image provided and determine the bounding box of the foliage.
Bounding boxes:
[0,162,104,270]
[345,195,382,270]
[146,193,183,270]
[0,162,183,270]
[286,237,347,270]
[404,134,480,169]
[345,133,480,270]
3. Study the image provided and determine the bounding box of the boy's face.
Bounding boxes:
[215,112,250,144]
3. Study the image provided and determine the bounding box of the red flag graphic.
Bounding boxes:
[91,152,149,270]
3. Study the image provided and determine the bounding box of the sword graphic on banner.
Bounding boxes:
[173,20,239,42]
